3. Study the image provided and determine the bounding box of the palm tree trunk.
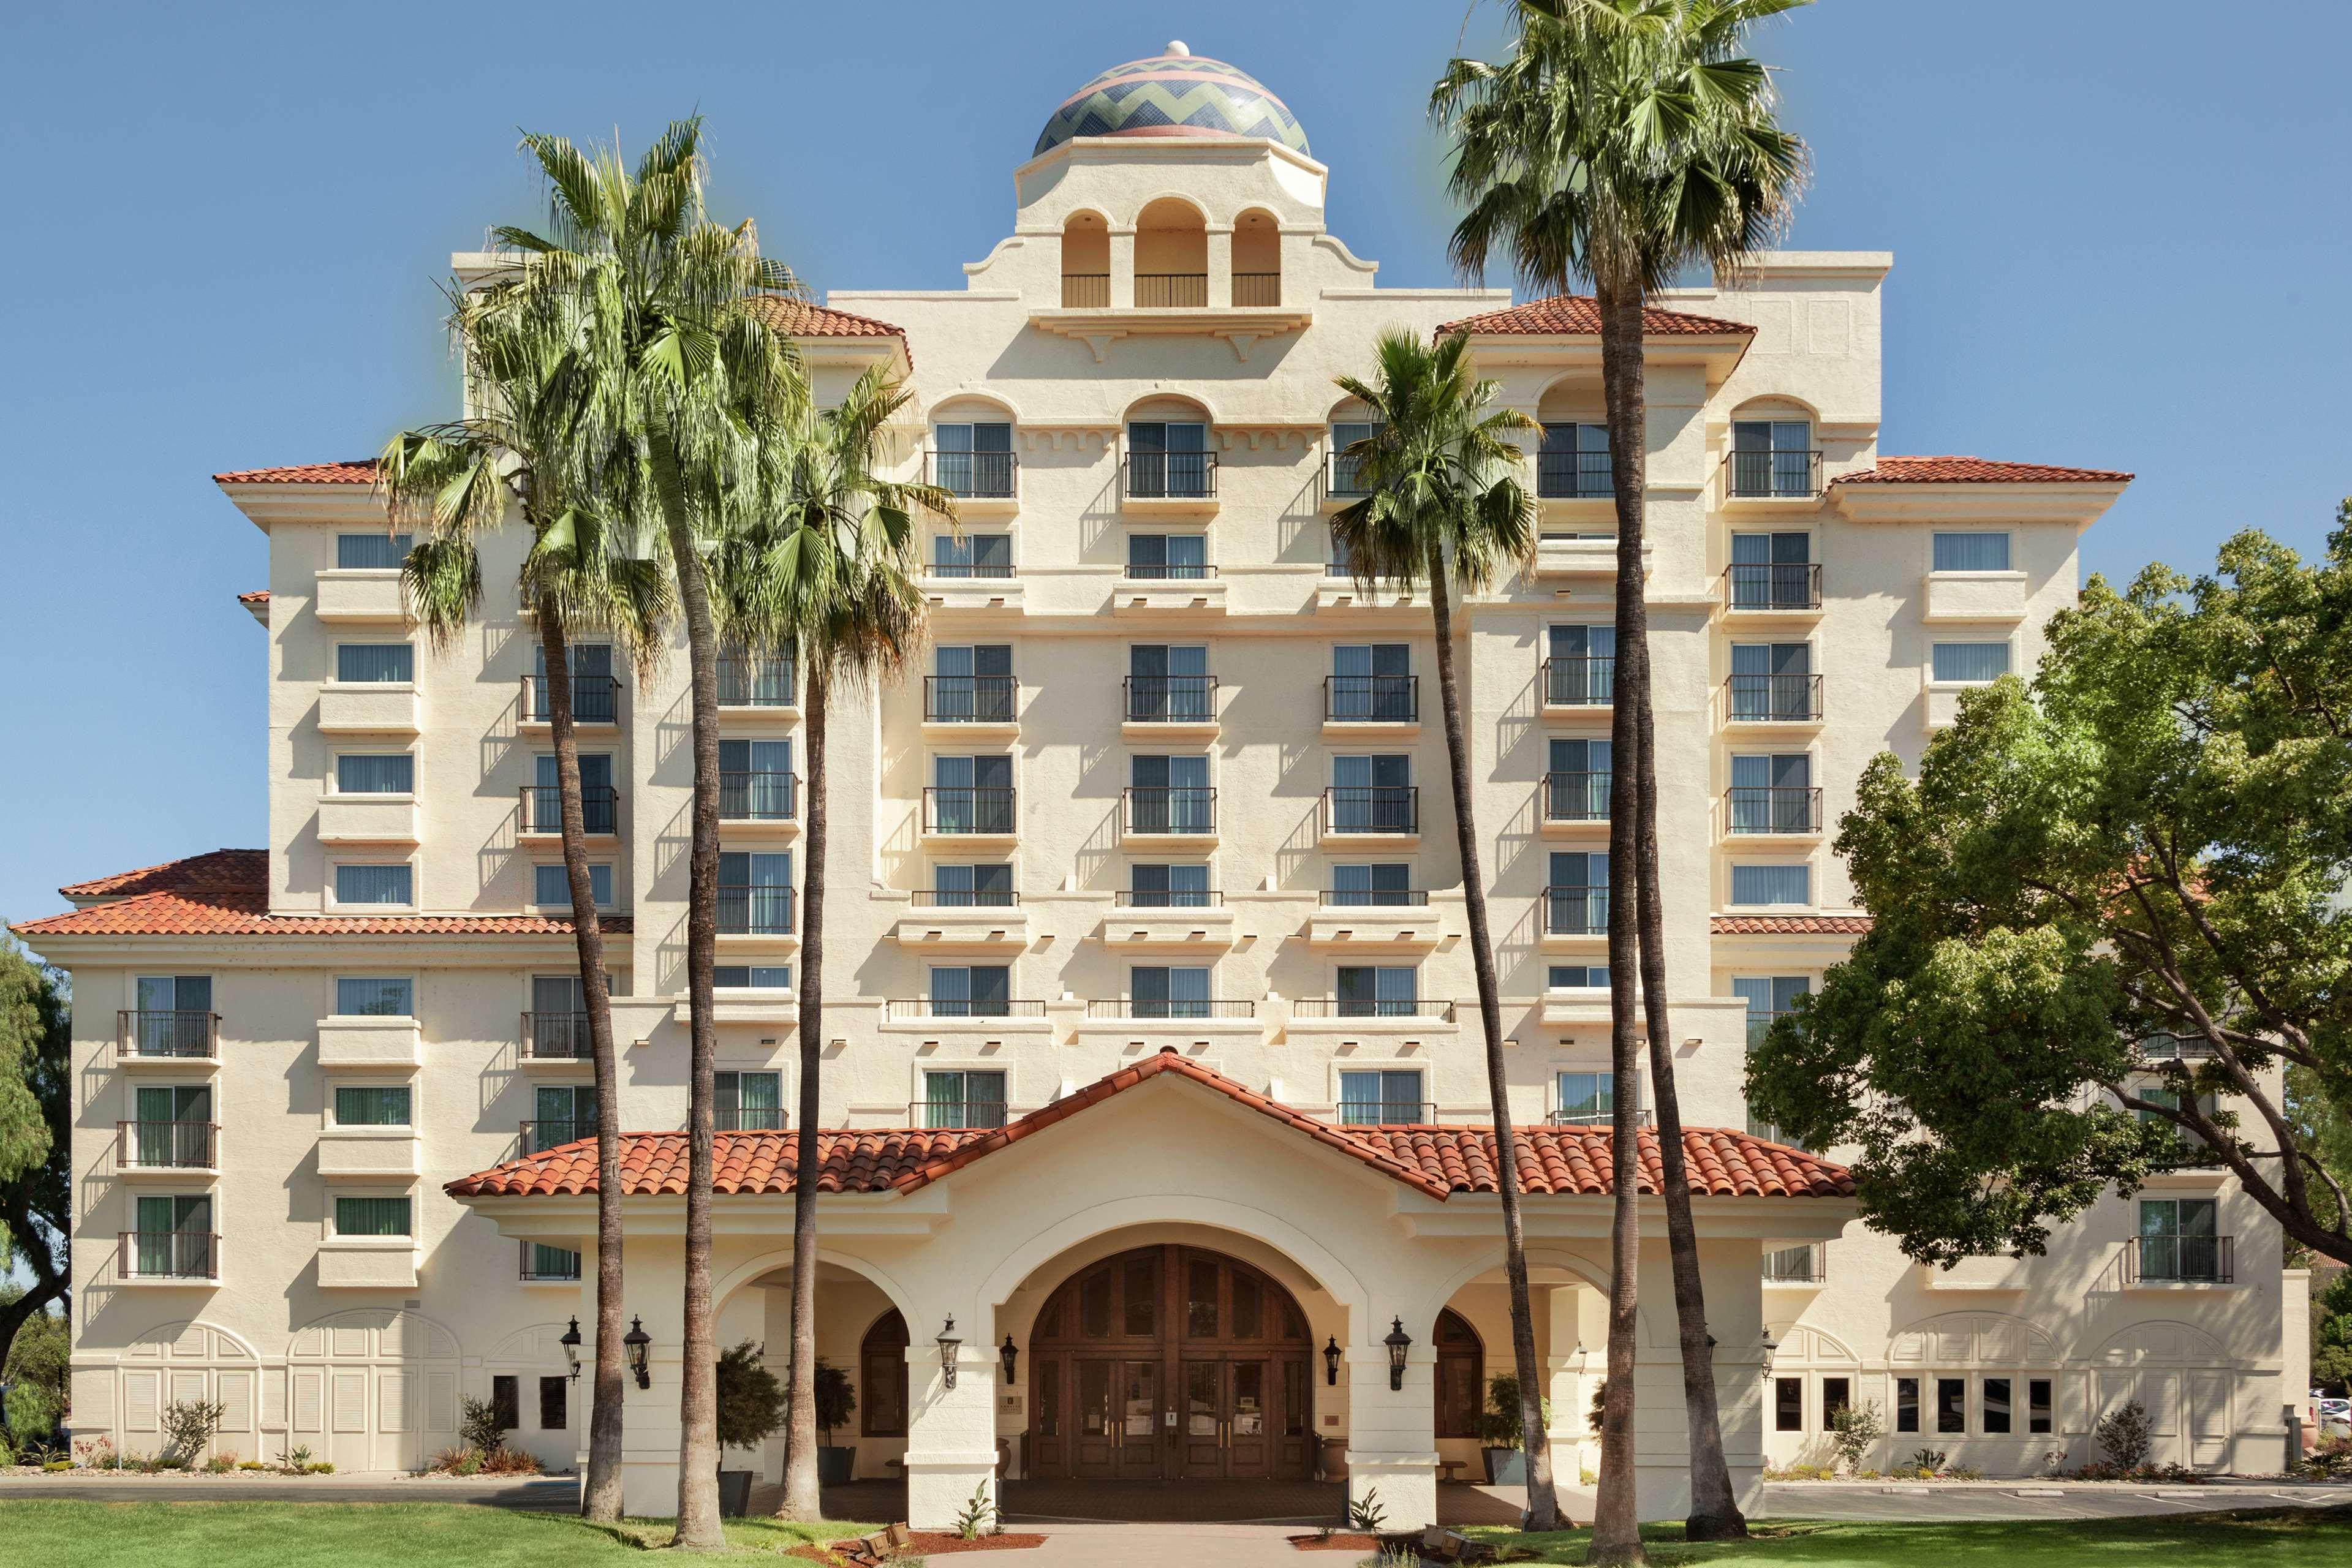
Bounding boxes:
[1427,557,1561,1532]
[652,432,725,1548]
[776,659,828,1520]
[537,601,630,1522]
[1590,270,1648,1567]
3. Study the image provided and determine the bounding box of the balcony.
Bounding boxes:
[312,570,407,622]
[1549,1106,1651,1129]
[519,673,621,731]
[317,681,419,735]
[910,1098,1011,1131]
[924,676,1020,736]
[716,655,796,717]
[116,1011,220,1069]
[717,886,798,944]
[1324,451,1372,505]
[116,1121,217,1175]
[1232,273,1281,307]
[519,1011,594,1064]
[520,1117,594,1156]
[1924,569,2030,623]
[1135,273,1208,309]
[921,787,1018,845]
[1061,273,1110,308]
[1541,657,1616,717]
[1540,772,1612,836]
[924,450,1019,513]
[885,998,1049,1020]
[1541,884,1609,948]
[1537,449,1614,500]
[1123,677,1220,739]
[1287,998,1459,1044]
[880,997,1053,1039]
[317,791,420,846]
[1307,891,1443,952]
[1531,534,1630,579]
[1323,676,1419,740]
[1722,674,1823,728]
[318,1014,421,1070]
[1721,564,1823,618]
[1084,999,1256,1020]
[1763,1242,1828,1286]
[1122,787,1217,848]
[719,772,800,834]
[119,1231,217,1284]
[1722,448,1823,503]
[1336,1099,1440,1128]
[1122,452,1218,515]
[1723,786,1823,838]
[2121,1234,2234,1286]
[896,891,1029,950]
[1315,559,1418,614]
[520,1240,582,1283]
[1320,786,1419,846]
[1113,563,1225,616]
[518,783,618,843]
[1100,892,1236,952]
[317,1126,421,1180]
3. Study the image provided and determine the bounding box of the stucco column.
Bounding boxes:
[1342,1344,1437,1530]
[1108,229,1136,309]
[903,1333,1000,1531]
[1206,225,1234,308]
[1543,1286,1588,1479]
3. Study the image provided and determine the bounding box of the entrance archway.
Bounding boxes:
[1026,1244,1315,1481]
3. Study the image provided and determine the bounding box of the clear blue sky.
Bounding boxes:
[4,0,2346,928]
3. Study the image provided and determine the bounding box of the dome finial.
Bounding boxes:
[1164,39,1190,57]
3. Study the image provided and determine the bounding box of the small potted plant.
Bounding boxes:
[1477,1374,1551,1485]
[814,1359,858,1485]
[716,1340,786,1517]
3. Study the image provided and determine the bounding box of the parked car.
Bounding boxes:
[2316,1397,2350,1439]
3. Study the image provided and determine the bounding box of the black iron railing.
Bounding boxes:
[1324,786,1419,835]
[928,558,1018,579]
[1549,1107,1655,1128]
[1544,884,1609,936]
[118,1121,217,1170]
[925,450,1018,499]
[1725,674,1824,723]
[1762,1243,1828,1284]
[1232,273,1281,306]
[925,676,1019,724]
[885,998,1048,1019]
[1542,657,1617,707]
[118,1011,219,1060]
[1726,448,1823,499]
[714,1106,785,1132]
[1326,450,1372,498]
[520,1241,581,1282]
[913,1099,1010,1129]
[1542,772,1613,823]
[2123,1234,2233,1284]
[1083,999,1255,1020]
[1135,273,1208,308]
[912,889,1021,908]
[718,886,796,936]
[520,784,618,835]
[1325,676,1418,723]
[1293,998,1457,1021]
[1537,450,1613,499]
[923,787,1017,835]
[1124,787,1217,835]
[1322,888,1429,907]
[1124,676,1218,723]
[520,1012,592,1061]
[1114,889,1222,908]
[719,772,798,823]
[1337,1099,1439,1127]
[519,1118,592,1155]
[1123,562,1218,581]
[716,655,795,707]
[521,673,620,725]
[1124,451,1217,499]
[1725,786,1822,834]
[1061,273,1110,308]
[1723,562,1823,611]
[121,1231,216,1280]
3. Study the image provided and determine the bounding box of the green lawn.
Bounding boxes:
[1470,1509,2352,1566]
[8,1501,881,1566]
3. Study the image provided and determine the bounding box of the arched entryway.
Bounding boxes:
[1026,1244,1316,1481]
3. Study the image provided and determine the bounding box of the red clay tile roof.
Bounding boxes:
[1834,456,2132,485]
[22,850,629,939]
[237,589,270,605]
[746,296,911,367]
[213,461,379,486]
[447,1047,1852,1201]
[1438,294,1755,338]
[1712,913,1873,935]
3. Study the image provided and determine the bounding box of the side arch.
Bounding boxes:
[1888,1310,2060,1368]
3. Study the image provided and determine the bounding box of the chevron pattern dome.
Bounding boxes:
[1034,42,1310,158]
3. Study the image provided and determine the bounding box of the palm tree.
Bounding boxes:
[713,362,946,1518]
[493,119,808,1547]
[378,280,671,1523]
[1327,330,1556,1528]
[1435,2,1811,1553]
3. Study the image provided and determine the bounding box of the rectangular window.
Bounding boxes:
[925,1069,1008,1129]
[526,1243,581,1280]
[1555,1072,1613,1126]
[1936,1377,1965,1434]
[1730,419,1815,496]
[335,643,414,683]
[1537,423,1613,498]
[1932,532,2012,573]
[933,423,1014,497]
[334,1085,412,1126]
[714,1071,784,1131]
[717,851,793,935]
[1337,1069,1424,1126]
[1335,965,1418,1017]
[336,532,413,570]
[1733,976,1811,1049]
[1547,851,1607,934]
[2137,1196,2221,1281]
[933,862,1017,908]
[714,965,793,990]
[934,532,1013,575]
[1982,1376,2012,1434]
[535,863,614,909]
[334,1196,412,1238]
[1775,1377,1803,1432]
[1129,965,1212,1019]
[1730,864,1810,907]
[1127,421,1209,497]
[335,754,414,794]
[532,1083,596,1152]
[539,1375,568,1431]
[1329,421,1383,494]
[2029,1379,2053,1434]
[1547,965,1609,990]
[1931,641,2012,684]
[1896,1377,1919,1433]
[1728,531,1815,608]
[1329,863,1415,906]
[1545,624,1616,705]
[334,864,413,907]
[928,965,1010,1017]
[491,1376,520,1431]
[1125,533,1208,578]
[335,976,412,1017]
[1823,1378,1851,1425]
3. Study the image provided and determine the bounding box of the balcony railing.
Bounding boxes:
[713,1106,785,1132]
[885,998,1048,1020]
[1325,676,1418,723]
[1124,676,1219,723]
[2123,1234,2234,1284]
[521,672,621,725]
[1114,889,1223,908]
[1337,1099,1439,1127]
[1763,1243,1828,1284]
[1135,273,1208,309]
[520,784,619,835]
[1725,786,1823,834]
[716,655,795,708]
[718,772,798,823]
[1061,273,1110,308]
[927,557,1017,579]
[925,450,1018,499]
[717,886,796,936]
[1324,786,1419,835]
[1322,888,1429,907]
[118,1010,219,1061]
[1124,451,1218,499]
[1124,787,1217,835]
[520,1011,592,1061]
[1745,1010,1794,1049]
[1543,657,1617,707]
[1726,448,1823,499]
[1084,999,1256,1020]
[1326,450,1372,499]
[912,888,1021,908]
[1725,673,1824,723]
[913,1099,1010,1130]
[925,676,1019,724]
[1549,1106,1655,1128]
[1723,562,1823,611]
[1123,561,1218,581]
[1544,884,1610,936]
[519,1118,592,1155]
[118,1121,217,1170]
[520,1240,581,1282]
[121,1231,217,1281]
[924,786,1017,835]
[1232,273,1280,306]
[1537,449,1614,499]
[1542,771,1613,824]
[1293,998,1457,1021]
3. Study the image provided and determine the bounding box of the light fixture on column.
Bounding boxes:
[623,1316,652,1389]
[1323,1336,1342,1387]
[937,1316,964,1390]
[1758,1327,1779,1384]
[559,1316,583,1382]
[1000,1335,1019,1385]
[1384,1317,1412,1393]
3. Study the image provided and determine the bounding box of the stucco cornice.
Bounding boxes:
[1829,480,2127,529]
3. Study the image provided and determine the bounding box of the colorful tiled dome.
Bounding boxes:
[1034,42,1310,158]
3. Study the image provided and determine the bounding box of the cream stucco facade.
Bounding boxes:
[23,44,2298,1528]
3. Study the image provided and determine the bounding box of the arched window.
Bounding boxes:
[860,1310,910,1438]
[1434,1308,1484,1439]
[1233,208,1280,306]
[1061,213,1110,307]
[1134,198,1207,307]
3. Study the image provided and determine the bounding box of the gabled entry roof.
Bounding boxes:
[447,1047,1853,1202]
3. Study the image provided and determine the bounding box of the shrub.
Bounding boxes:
[1907,1448,1948,1474]
[716,1340,786,1454]
[814,1359,857,1447]
[1828,1400,1886,1474]
[1476,1374,1551,1451]
[1348,1487,1386,1533]
[237,1461,265,1472]
[2096,1400,2154,1471]
[953,1479,995,1541]
[284,1445,313,1474]
[459,1396,506,1456]
[43,1459,70,1473]
[428,1446,482,1476]
[205,1453,236,1474]
[1945,1463,1984,1481]
[308,1461,336,1474]
[2302,1436,2352,1480]
[159,1399,226,1466]
[480,1445,542,1475]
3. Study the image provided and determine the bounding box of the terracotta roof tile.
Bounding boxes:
[1437,294,1755,338]
[745,296,912,368]
[237,589,270,605]
[61,849,269,899]
[1834,456,2131,485]
[1711,913,1873,935]
[213,460,379,486]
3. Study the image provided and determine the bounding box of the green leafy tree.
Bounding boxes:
[1748,519,2352,1267]
[2311,1270,2352,1394]
[1435,1,1810,1551]
[0,945,67,1409]
[1,1286,67,1442]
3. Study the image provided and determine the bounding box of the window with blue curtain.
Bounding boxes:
[1548,965,1609,990]
[336,644,414,683]
[934,532,1013,575]
[335,1196,412,1237]
[335,754,414,794]
[1555,1071,1614,1125]
[1546,737,1611,821]
[1733,976,1811,1046]
[1730,419,1814,496]
[532,752,614,833]
[1338,1069,1424,1125]
[1537,422,1611,497]
[1548,851,1608,933]
[335,864,412,906]
[1546,624,1616,704]
[534,864,613,908]
[1336,965,1418,1017]
[335,976,412,1016]
[934,422,1014,497]
[335,1085,412,1126]
[1129,863,1210,907]
[1330,863,1414,905]
[715,965,793,989]
[531,643,616,722]
[719,738,796,819]
[929,965,1009,1017]
[1730,865,1810,907]
[718,851,792,933]
[336,533,413,569]
[1130,965,1212,1019]
[1932,532,2011,572]
[1329,421,1383,494]
[925,1069,1008,1129]
[1931,642,2011,683]
[1127,533,1208,578]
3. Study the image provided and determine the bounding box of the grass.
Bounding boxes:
[1469,1508,2352,1566]
[6,1501,883,1566]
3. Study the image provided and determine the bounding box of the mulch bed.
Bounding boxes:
[1288,1532,1383,1551]
[792,1532,1046,1563]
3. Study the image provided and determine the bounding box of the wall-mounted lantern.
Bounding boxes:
[623,1316,652,1390]
[1384,1317,1412,1393]
[1323,1336,1342,1387]
[559,1316,583,1382]
[938,1316,964,1390]
[1758,1327,1779,1385]
[1000,1335,1019,1385]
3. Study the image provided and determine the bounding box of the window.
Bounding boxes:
[491,1376,520,1431]
[1434,1310,1483,1439]
[861,1311,911,1436]
[1546,737,1611,822]
[334,1196,412,1238]
[1329,421,1383,495]
[1127,533,1208,579]
[1733,976,1810,1049]
[531,643,616,722]
[2138,1197,2222,1281]
[925,1069,1007,1129]
[335,754,414,794]
[1338,1069,1424,1125]
[932,646,1015,722]
[1932,641,2012,684]
[717,643,795,707]
[1728,642,1813,720]
[1728,532,1813,608]
[1728,754,1812,834]
[335,643,414,683]
[934,863,1016,908]
[929,965,1010,1018]
[1548,965,1609,990]
[334,864,413,907]
[718,738,795,819]
[1763,1244,1820,1282]
[1546,624,1616,705]
[1129,965,1212,1018]
[934,532,1013,577]
[1896,1377,1919,1433]
[1548,851,1608,933]
[532,1084,596,1152]
[1936,1377,1965,1434]
[1538,423,1612,498]
[524,1243,581,1281]
[1730,418,1814,497]
[1127,421,1209,497]
[336,532,413,570]
[714,1071,783,1131]
[1330,644,1412,722]
[539,1375,569,1431]
[335,976,412,1017]
[1129,863,1212,907]
[1730,865,1810,907]
[714,965,793,989]
[1556,1072,1613,1126]
[1330,864,1415,906]
[2029,1379,2053,1434]
[334,1085,412,1126]
[531,752,615,834]
[1330,754,1412,832]
[535,863,614,910]
[1335,966,1418,1018]
[1983,1376,2011,1434]
[1933,532,2011,573]
[1129,754,1212,833]
[718,851,793,935]
[1129,644,1213,722]
[1775,1377,1803,1432]
[1823,1378,1851,1425]
[931,755,1014,832]
[934,421,1014,497]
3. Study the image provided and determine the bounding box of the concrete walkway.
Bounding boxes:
[1014,1521,1321,1566]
